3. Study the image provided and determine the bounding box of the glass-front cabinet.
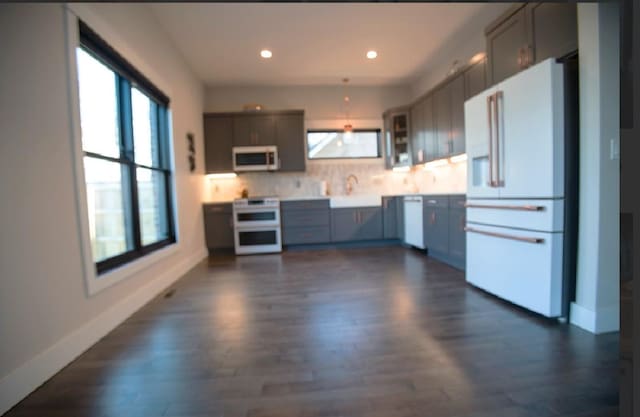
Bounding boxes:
[383,107,411,169]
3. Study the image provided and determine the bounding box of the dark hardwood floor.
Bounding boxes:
[5,247,618,417]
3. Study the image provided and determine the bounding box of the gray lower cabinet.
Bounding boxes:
[203,203,234,251]
[447,196,466,269]
[382,197,398,239]
[423,197,449,256]
[422,195,466,270]
[396,197,405,241]
[281,199,330,245]
[331,207,383,242]
[203,115,233,174]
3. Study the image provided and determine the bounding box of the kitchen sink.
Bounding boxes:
[329,195,381,208]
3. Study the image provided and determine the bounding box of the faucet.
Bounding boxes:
[345,174,359,195]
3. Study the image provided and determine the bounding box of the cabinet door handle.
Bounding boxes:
[518,47,524,69]
[430,212,436,225]
[525,45,534,67]
[460,214,466,231]
[353,211,357,224]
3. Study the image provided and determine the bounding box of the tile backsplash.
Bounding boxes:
[204,160,466,202]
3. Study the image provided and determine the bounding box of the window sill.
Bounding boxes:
[86,243,179,296]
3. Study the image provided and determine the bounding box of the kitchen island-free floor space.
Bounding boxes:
[5,247,618,417]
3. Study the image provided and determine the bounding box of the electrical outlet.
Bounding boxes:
[610,137,620,160]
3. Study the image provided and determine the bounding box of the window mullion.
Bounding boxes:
[118,78,142,252]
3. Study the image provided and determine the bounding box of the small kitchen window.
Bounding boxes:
[76,20,175,275]
[307,129,381,159]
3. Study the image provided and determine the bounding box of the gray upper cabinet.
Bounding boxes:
[450,75,465,155]
[410,100,425,165]
[233,114,276,146]
[432,73,464,159]
[204,110,306,173]
[422,96,437,162]
[526,3,577,64]
[203,115,234,174]
[382,108,411,168]
[276,113,305,172]
[464,59,487,100]
[486,3,577,86]
[486,6,528,85]
[433,85,451,158]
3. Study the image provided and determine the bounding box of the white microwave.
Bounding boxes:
[232,146,278,171]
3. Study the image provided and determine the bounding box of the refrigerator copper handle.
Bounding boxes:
[494,91,503,187]
[486,94,495,187]
[464,227,545,244]
[464,203,545,211]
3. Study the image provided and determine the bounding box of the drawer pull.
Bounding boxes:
[427,199,437,204]
[464,227,544,244]
[464,203,545,211]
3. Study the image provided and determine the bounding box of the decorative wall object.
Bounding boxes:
[187,133,196,173]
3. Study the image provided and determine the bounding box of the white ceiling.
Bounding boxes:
[150,3,512,87]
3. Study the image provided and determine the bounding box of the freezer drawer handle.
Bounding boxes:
[464,203,545,211]
[464,227,545,244]
[464,227,544,244]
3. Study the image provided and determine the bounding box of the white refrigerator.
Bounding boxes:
[464,58,577,318]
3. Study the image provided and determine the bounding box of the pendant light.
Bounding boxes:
[342,78,353,133]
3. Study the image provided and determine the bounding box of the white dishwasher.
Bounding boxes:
[403,196,424,249]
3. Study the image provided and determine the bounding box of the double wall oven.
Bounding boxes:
[232,197,282,254]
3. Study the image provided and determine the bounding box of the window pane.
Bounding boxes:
[76,48,120,158]
[137,168,169,246]
[307,131,380,159]
[132,87,160,167]
[83,156,133,262]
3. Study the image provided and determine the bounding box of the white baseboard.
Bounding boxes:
[0,248,207,416]
[570,302,620,334]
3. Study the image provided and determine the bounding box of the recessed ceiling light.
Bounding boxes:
[366,50,378,59]
[260,49,272,59]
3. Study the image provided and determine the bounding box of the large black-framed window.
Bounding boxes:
[76,21,175,275]
[307,129,381,159]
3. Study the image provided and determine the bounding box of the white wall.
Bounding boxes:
[0,4,207,413]
[570,3,620,333]
[205,84,410,121]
